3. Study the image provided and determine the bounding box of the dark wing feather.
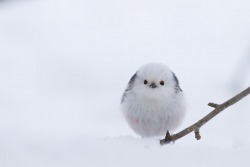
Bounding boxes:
[172,72,182,93]
[121,73,137,103]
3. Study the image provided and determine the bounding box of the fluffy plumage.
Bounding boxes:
[121,63,186,137]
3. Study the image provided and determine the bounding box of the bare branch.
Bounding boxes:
[160,86,250,145]
[207,103,219,108]
[194,128,201,140]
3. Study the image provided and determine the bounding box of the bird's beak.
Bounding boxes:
[149,83,157,89]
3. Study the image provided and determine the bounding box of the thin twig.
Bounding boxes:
[160,86,250,145]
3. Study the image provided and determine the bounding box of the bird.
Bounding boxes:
[121,63,186,137]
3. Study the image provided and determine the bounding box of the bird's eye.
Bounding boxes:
[160,81,164,86]
[144,80,148,85]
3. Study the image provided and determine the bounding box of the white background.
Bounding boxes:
[0,0,250,166]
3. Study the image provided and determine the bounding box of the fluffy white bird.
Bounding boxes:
[121,63,186,137]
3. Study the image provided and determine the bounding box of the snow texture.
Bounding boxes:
[0,0,250,167]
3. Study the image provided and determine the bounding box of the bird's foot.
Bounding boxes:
[160,131,174,145]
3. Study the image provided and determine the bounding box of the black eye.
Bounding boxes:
[144,80,148,85]
[160,81,164,85]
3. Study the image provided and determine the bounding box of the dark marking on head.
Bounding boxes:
[121,73,137,103]
[172,72,182,93]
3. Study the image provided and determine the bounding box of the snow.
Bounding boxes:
[0,0,250,166]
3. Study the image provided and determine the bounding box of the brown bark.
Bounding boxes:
[160,86,250,145]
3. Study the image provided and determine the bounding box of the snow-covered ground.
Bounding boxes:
[0,0,250,166]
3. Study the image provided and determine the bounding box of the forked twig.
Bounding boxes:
[160,86,250,145]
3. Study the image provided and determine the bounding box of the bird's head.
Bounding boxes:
[127,63,182,100]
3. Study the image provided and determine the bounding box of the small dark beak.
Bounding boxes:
[149,83,157,89]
